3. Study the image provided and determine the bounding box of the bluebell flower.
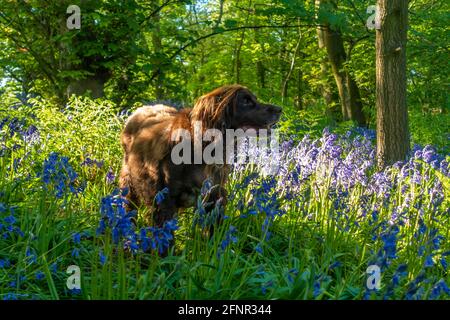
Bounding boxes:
[313,281,322,298]
[37,152,83,198]
[424,255,434,268]
[22,125,40,144]
[429,279,450,299]
[25,247,37,264]
[36,271,45,281]
[4,215,16,224]
[72,233,81,244]
[440,258,448,270]
[139,219,179,254]
[200,179,213,197]
[3,293,18,300]
[329,261,342,270]
[71,248,80,258]
[69,288,82,296]
[287,268,299,283]
[261,280,273,295]
[422,146,437,164]
[155,187,169,205]
[97,189,137,249]
[220,226,238,252]
[81,157,104,168]
[50,262,58,274]
[99,251,106,265]
[380,226,399,260]
[106,168,116,184]
[0,258,11,268]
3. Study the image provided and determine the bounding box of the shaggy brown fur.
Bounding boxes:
[119,85,281,237]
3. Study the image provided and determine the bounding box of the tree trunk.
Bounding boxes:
[316,25,334,108]
[152,0,164,100]
[282,33,302,103]
[233,1,252,84]
[253,29,266,89]
[322,26,366,126]
[376,0,410,168]
[214,0,225,28]
[255,60,265,89]
[235,36,243,84]
[67,74,108,99]
[295,67,303,109]
[315,0,366,126]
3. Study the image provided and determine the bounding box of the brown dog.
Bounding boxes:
[119,85,282,232]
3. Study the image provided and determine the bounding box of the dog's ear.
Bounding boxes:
[191,85,244,131]
[191,94,216,130]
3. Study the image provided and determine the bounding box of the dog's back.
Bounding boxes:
[121,105,178,157]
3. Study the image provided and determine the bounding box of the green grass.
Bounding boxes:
[0,96,449,300]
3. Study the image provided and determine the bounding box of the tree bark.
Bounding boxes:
[282,33,302,103]
[322,26,366,126]
[152,0,164,100]
[214,0,225,29]
[315,0,366,126]
[233,0,252,84]
[316,25,334,108]
[67,74,108,99]
[376,0,410,168]
[296,67,303,109]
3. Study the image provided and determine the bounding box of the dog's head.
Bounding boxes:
[190,85,282,131]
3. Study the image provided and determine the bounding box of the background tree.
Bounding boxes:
[0,0,448,152]
[376,0,410,167]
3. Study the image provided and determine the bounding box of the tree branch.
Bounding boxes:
[139,0,185,26]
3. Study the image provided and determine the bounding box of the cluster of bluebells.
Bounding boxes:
[139,219,179,254]
[96,188,179,255]
[231,127,449,299]
[96,188,138,251]
[0,116,40,158]
[81,157,104,168]
[218,225,238,254]
[0,203,24,240]
[37,152,84,198]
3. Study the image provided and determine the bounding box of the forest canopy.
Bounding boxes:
[0,1,447,119]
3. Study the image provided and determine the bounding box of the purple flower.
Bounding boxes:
[99,251,106,265]
[429,279,450,299]
[155,187,169,205]
[38,153,84,198]
[72,233,81,244]
[36,271,45,281]
[0,259,11,268]
[424,255,434,268]
[220,226,238,252]
[71,248,80,258]
[139,219,179,254]
[106,168,116,184]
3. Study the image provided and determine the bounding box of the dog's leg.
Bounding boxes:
[203,186,227,238]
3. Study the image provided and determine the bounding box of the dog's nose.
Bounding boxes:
[268,105,282,114]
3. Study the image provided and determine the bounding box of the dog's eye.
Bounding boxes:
[243,97,253,107]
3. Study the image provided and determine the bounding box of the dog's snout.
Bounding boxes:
[268,105,282,114]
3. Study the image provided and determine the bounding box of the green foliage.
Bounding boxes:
[0,0,449,301]
[1,98,449,300]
